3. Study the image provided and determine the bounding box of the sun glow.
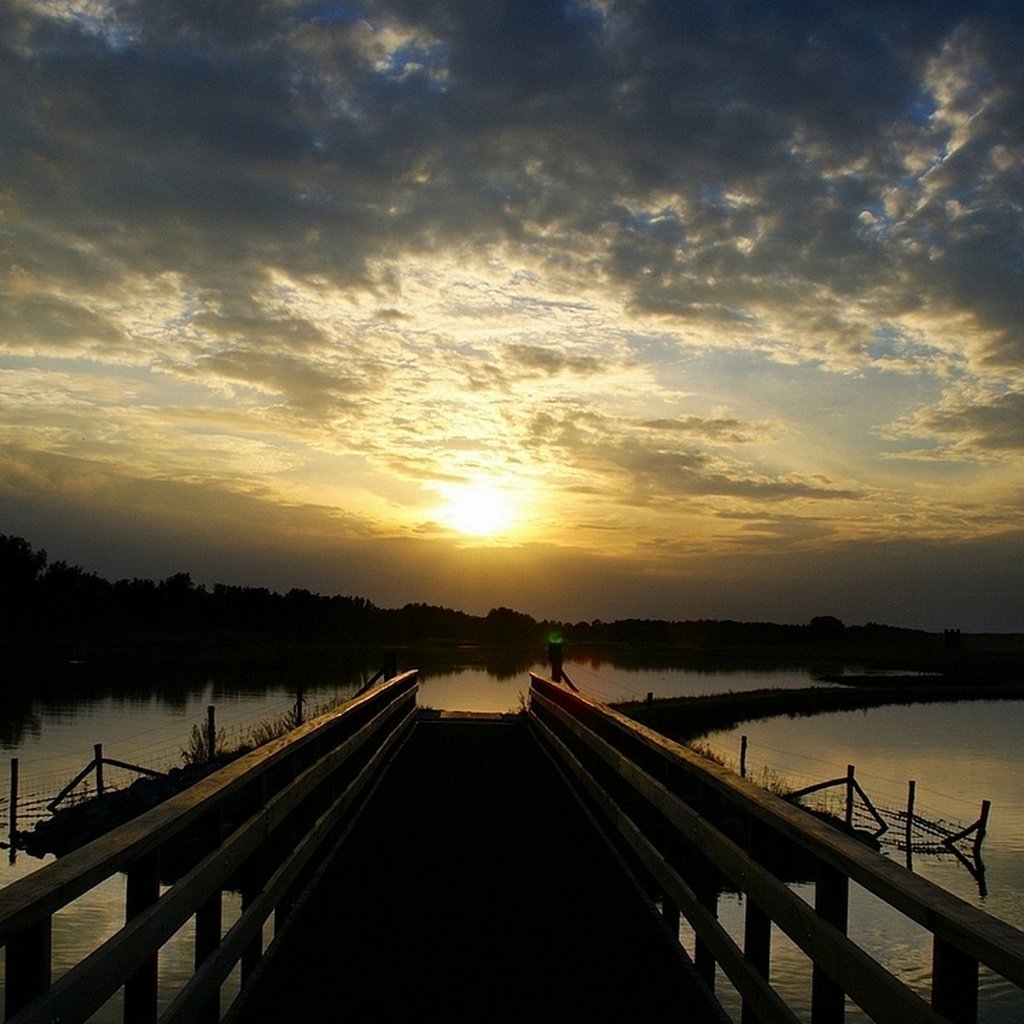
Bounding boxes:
[437,482,519,538]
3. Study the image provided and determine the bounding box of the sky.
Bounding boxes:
[2,0,1023,631]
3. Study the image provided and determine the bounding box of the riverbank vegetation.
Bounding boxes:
[4,533,1023,694]
[616,682,1024,743]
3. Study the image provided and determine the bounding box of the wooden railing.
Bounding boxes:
[527,673,1024,1024]
[0,670,418,1024]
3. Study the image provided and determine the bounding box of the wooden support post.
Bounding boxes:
[5,917,52,1016]
[906,780,916,870]
[95,743,105,798]
[740,735,748,779]
[240,888,263,985]
[845,765,855,830]
[646,691,654,713]
[9,756,18,863]
[692,866,718,990]
[811,861,849,1024]
[741,896,771,1024]
[932,935,978,1024]
[125,850,161,1024]
[207,705,216,763]
[195,806,224,1024]
[295,684,304,726]
[383,650,398,680]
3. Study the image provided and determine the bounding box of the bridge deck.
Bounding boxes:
[230,715,722,1022]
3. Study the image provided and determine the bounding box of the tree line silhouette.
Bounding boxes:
[2,533,929,650]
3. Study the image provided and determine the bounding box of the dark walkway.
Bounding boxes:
[231,716,722,1023]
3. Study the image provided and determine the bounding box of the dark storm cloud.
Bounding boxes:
[505,345,601,376]
[924,392,1024,452]
[4,0,1020,365]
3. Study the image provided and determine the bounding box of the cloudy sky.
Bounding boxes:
[2,0,1023,630]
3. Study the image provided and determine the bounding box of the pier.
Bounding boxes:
[1,669,1023,1023]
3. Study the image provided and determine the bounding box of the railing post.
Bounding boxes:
[125,849,161,1024]
[548,640,564,684]
[95,743,105,797]
[932,936,979,1024]
[812,861,849,1024]
[5,917,52,1016]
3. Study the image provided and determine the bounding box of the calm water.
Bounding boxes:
[1,656,1021,1021]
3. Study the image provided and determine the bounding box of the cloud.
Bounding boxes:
[919,391,1024,454]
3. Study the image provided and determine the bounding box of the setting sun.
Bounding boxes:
[438,482,519,538]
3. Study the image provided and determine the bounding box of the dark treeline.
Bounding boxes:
[2,533,932,650]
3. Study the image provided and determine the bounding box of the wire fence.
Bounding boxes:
[0,690,355,842]
[562,663,993,879]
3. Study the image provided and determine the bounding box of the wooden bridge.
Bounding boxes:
[1,669,1023,1023]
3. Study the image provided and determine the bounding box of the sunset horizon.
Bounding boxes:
[2,1,1022,632]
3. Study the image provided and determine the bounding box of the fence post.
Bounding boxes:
[740,735,748,779]
[9,757,18,863]
[207,706,216,763]
[94,743,105,798]
[906,780,916,870]
[295,684,304,726]
[845,765,855,829]
[973,800,991,858]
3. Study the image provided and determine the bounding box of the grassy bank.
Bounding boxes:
[615,681,1024,743]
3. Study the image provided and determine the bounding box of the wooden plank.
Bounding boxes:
[0,673,418,943]
[529,674,1024,989]
[530,690,952,1024]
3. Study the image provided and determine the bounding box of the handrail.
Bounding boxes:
[527,673,1024,1024]
[0,670,419,1023]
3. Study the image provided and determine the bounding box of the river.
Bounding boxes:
[1,653,1021,1021]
